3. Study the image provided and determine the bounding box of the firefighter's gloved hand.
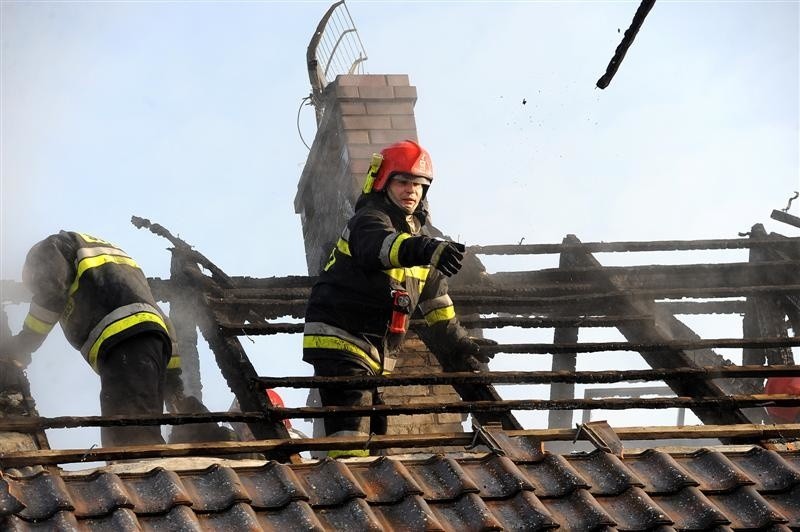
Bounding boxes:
[461,337,495,365]
[425,239,465,277]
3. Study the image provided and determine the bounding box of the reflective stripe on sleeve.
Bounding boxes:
[24,302,61,334]
[23,313,56,335]
[424,306,456,325]
[379,232,412,268]
[167,355,181,369]
[420,294,456,325]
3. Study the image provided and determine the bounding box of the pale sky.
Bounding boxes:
[1,1,798,459]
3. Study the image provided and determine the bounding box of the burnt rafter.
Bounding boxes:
[257,365,800,389]
[133,218,295,461]
[558,234,760,428]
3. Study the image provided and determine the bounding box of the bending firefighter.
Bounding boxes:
[303,140,490,457]
[0,231,181,447]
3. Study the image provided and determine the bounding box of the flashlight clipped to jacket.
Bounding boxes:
[389,289,411,334]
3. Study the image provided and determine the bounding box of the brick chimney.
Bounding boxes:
[295,74,465,448]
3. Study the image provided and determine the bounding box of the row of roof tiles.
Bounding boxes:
[2,445,799,531]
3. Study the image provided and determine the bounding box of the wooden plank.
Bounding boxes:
[3,423,799,467]
[256,365,800,389]
[468,236,800,255]
[3,395,799,433]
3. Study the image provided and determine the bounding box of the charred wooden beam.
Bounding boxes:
[559,234,755,428]
[3,395,798,432]
[256,365,800,389]
[549,237,580,429]
[208,285,800,324]
[596,0,657,89]
[1,423,799,467]
[217,315,656,337]
[772,209,800,230]
[279,395,800,419]
[491,261,800,291]
[658,300,746,315]
[485,336,800,355]
[469,236,800,255]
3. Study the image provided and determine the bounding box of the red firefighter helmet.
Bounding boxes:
[365,140,434,193]
[266,389,292,428]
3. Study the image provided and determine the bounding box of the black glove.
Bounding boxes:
[470,337,497,364]
[458,337,496,365]
[424,239,466,276]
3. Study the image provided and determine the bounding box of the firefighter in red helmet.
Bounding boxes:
[303,140,489,458]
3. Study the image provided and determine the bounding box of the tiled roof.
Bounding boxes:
[2,445,799,531]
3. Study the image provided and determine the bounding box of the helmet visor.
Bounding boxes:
[391,172,432,186]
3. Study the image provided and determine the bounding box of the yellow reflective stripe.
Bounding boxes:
[76,233,113,245]
[167,356,181,369]
[23,313,55,335]
[336,238,351,256]
[87,311,167,371]
[407,266,429,280]
[388,233,411,268]
[425,305,456,325]
[69,254,140,296]
[384,266,429,284]
[303,335,381,373]
[384,268,405,282]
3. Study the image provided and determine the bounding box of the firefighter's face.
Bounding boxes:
[387,175,423,214]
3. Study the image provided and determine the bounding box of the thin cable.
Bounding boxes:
[297,96,312,150]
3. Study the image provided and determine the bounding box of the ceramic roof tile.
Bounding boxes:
[0,473,25,515]
[593,486,672,531]
[237,461,310,509]
[313,497,384,531]
[538,488,616,531]
[253,500,325,531]
[458,454,536,499]
[116,466,192,514]
[672,449,754,492]
[623,449,698,494]
[63,470,134,517]
[565,450,644,496]
[728,447,800,492]
[2,509,80,531]
[481,490,559,531]
[4,469,73,521]
[292,458,367,507]
[137,504,203,531]
[369,494,445,531]
[649,485,729,529]
[345,456,423,503]
[179,463,251,512]
[426,492,504,531]
[516,454,590,498]
[480,433,546,463]
[403,456,480,501]
[194,501,265,531]
[706,485,789,529]
[78,507,140,531]
[761,484,800,529]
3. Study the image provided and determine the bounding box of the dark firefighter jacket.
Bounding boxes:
[13,231,177,373]
[303,193,473,374]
